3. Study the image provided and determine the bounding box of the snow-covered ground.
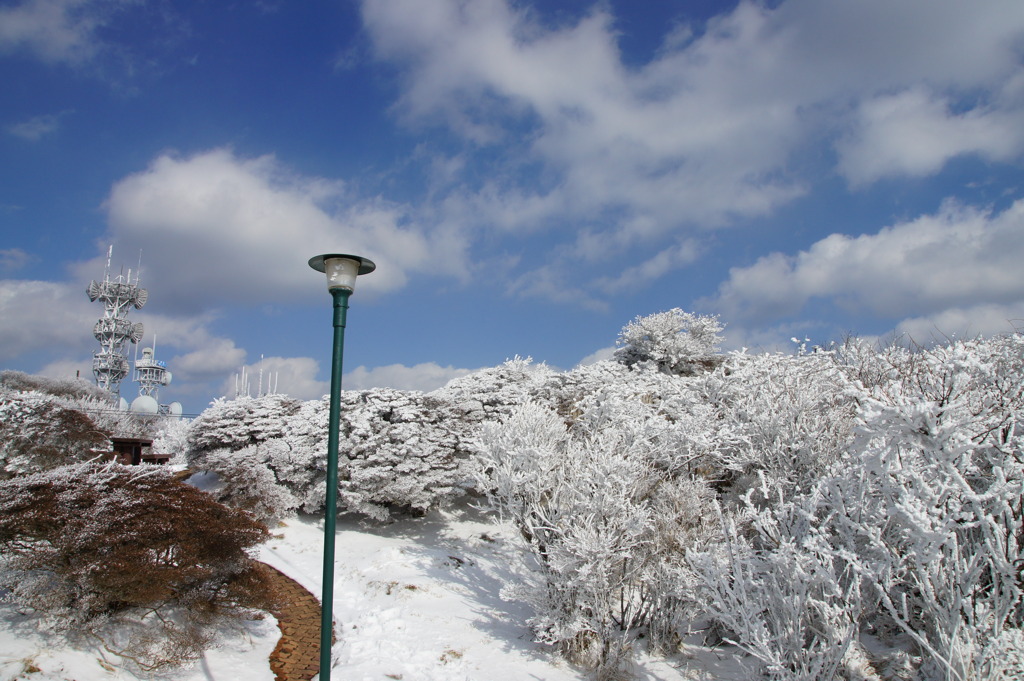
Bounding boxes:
[0,504,744,681]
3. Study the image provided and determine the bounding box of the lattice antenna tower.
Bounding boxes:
[87,246,146,399]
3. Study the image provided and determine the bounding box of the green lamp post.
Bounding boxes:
[308,253,376,681]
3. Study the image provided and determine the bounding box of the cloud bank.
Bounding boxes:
[88,148,468,313]
[709,199,1024,338]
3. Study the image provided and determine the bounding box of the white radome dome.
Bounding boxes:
[130,395,159,414]
[168,402,183,418]
[119,397,129,411]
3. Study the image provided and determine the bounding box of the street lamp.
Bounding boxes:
[308,253,376,681]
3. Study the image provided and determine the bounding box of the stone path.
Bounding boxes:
[262,563,333,681]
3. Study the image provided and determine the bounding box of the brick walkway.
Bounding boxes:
[262,563,334,681]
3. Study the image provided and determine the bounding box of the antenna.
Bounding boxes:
[87,246,148,399]
[258,355,264,397]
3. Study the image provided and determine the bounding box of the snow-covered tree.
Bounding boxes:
[150,415,192,462]
[170,315,1024,680]
[615,309,724,376]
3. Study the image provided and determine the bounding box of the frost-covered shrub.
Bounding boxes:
[334,388,476,520]
[187,393,302,456]
[689,500,865,681]
[845,380,1024,681]
[478,401,718,679]
[566,361,721,476]
[150,415,192,462]
[0,370,109,401]
[199,444,300,523]
[0,463,274,670]
[697,350,858,500]
[0,389,112,478]
[615,309,724,376]
[691,334,1024,681]
[186,394,314,520]
[186,390,477,521]
[430,356,557,422]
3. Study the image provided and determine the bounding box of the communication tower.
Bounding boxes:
[131,342,181,417]
[87,246,146,399]
[134,345,170,397]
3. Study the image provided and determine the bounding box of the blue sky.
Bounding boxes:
[2,0,1023,413]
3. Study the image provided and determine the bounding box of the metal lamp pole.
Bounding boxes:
[308,253,375,681]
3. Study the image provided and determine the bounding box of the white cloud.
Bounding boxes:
[214,359,477,402]
[593,240,700,295]
[362,0,808,234]
[91,148,469,313]
[896,302,1024,342]
[717,320,830,355]
[7,111,69,140]
[708,198,1024,325]
[506,263,606,311]
[837,87,1024,185]
[344,361,476,392]
[576,346,615,366]
[361,0,1024,244]
[0,0,109,64]
[37,357,92,382]
[0,248,32,272]
[0,279,96,361]
[171,338,247,381]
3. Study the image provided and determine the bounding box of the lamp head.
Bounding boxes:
[308,253,376,293]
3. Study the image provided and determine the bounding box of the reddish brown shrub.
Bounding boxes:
[0,463,277,669]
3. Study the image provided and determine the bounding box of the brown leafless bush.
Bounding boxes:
[0,462,277,670]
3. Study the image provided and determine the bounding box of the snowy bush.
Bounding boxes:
[477,401,718,678]
[0,463,274,670]
[696,349,858,501]
[690,334,1024,681]
[840,341,1024,681]
[150,414,192,462]
[199,444,301,523]
[689,499,866,681]
[0,370,109,401]
[0,389,112,478]
[333,388,475,520]
[186,390,477,521]
[615,309,724,376]
[187,393,302,455]
[165,317,1024,680]
[430,356,558,422]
